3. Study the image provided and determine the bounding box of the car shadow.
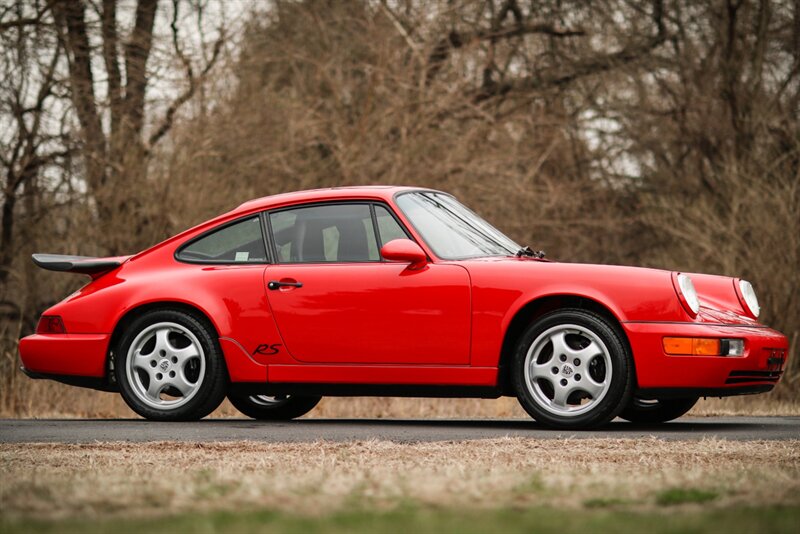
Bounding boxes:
[268,418,776,433]
[49,416,796,434]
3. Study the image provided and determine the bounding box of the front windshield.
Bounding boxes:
[395,191,519,260]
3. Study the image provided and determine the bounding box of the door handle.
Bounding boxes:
[268,280,303,290]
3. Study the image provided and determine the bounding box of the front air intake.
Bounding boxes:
[725,370,782,385]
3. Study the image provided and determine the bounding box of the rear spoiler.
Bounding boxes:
[31,254,130,277]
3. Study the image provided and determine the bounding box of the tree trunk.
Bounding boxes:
[54,0,159,255]
[0,185,17,284]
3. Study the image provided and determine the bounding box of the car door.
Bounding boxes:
[264,202,471,365]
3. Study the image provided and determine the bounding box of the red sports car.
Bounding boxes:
[19,187,789,428]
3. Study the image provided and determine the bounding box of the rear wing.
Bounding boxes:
[31,254,129,277]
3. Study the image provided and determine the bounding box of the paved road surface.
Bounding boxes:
[0,417,798,443]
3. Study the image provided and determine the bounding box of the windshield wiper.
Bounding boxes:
[515,246,546,259]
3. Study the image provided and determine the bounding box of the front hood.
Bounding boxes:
[688,272,758,325]
[465,257,757,325]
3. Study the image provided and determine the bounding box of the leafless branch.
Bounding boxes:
[101,0,122,138]
[0,1,52,33]
[426,21,585,84]
[147,31,225,149]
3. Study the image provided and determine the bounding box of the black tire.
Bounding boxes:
[513,308,634,430]
[228,393,321,420]
[114,309,228,421]
[618,397,698,424]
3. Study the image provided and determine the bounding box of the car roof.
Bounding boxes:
[131,186,440,261]
[230,185,433,215]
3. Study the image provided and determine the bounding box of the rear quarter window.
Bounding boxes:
[177,217,267,263]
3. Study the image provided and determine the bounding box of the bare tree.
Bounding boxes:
[52,0,226,253]
[576,0,800,380]
[0,1,70,287]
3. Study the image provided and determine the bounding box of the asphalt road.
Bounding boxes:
[0,417,798,443]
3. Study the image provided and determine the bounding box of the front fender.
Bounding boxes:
[464,260,686,367]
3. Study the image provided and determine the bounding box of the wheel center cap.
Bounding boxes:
[159,359,170,371]
[561,364,574,376]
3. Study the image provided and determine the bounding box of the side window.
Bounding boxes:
[269,204,380,263]
[178,217,267,263]
[374,205,408,246]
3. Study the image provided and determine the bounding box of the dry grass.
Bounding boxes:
[1,438,798,521]
[690,397,800,417]
[313,396,800,418]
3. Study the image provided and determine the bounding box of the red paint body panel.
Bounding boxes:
[690,273,758,324]
[219,337,267,382]
[36,261,286,372]
[268,364,496,385]
[463,258,686,368]
[17,186,790,397]
[264,263,471,364]
[625,322,788,388]
[19,334,109,377]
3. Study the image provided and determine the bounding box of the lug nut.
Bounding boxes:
[575,374,581,381]
[169,371,176,378]
[551,367,559,374]
[559,355,567,362]
[155,373,163,380]
[159,350,166,356]
[574,359,581,366]
[171,356,178,363]
[150,360,157,368]
[560,378,568,386]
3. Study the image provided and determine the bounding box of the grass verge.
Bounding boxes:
[656,488,719,506]
[2,505,799,534]
[2,439,798,521]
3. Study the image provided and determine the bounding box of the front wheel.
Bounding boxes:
[115,309,228,421]
[513,309,633,429]
[618,397,698,424]
[228,393,321,420]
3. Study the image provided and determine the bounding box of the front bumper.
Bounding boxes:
[18,333,110,378]
[624,321,789,395]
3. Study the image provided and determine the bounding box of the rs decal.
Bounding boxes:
[253,343,282,356]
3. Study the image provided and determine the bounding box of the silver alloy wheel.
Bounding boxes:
[248,395,291,407]
[126,321,206,410]
[523,324,613,417]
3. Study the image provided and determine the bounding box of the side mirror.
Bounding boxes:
[380,239,427,269]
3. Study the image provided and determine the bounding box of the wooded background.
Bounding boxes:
[1,0,797,416]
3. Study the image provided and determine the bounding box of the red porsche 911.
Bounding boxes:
[19,187,789,429]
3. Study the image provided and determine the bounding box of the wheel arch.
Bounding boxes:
[106,300,224,384]
[497,294,635,394]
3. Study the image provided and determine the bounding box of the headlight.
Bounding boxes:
[676,273,700,316]
[738,280,760,318]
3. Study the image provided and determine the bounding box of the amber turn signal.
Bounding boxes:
[663,337,721,355]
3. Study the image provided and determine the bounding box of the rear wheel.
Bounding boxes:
[115,309,227,421]
[618,397,698,424]
[513,309,633,429]
[228,393,321,420]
